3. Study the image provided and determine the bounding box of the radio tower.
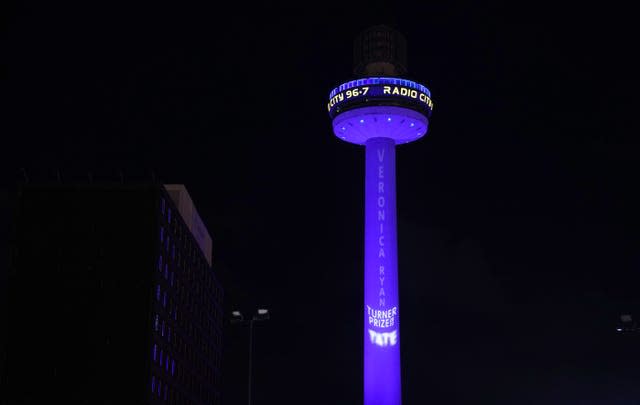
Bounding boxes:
[327,25,433,404]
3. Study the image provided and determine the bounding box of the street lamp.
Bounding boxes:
[231,308,270,405]
[616,314,638,333]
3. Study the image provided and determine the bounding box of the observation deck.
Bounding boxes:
[328,77,433,145]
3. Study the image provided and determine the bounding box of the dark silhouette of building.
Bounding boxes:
[1,180,223,404]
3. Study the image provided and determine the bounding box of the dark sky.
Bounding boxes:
[3,1,640,403]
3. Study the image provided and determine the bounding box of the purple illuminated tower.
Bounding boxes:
[327,26,433,404]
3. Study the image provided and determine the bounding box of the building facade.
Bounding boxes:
[1,182,223,404]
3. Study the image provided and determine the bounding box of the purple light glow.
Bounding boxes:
[332,106,428,145]
[330,70,432,404]
[364,136,401,404]
[330,102,431,404]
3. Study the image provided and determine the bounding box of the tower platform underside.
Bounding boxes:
[332,106,429,145]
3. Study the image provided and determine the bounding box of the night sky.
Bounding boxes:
[3,1,640,403]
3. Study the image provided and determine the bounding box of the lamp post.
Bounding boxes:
[616,314,638,333]
[231,309,270,405]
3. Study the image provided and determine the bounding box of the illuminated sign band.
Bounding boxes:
[327,77,433,119]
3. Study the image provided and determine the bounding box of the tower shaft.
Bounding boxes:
[364,137,401,405]
[330,26,432,404]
